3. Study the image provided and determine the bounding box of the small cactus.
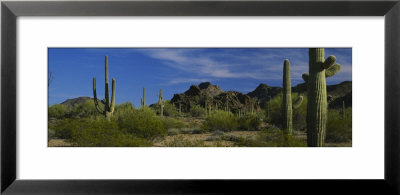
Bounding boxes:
[282,59,303,134]
[158,89,164,117]
[304,48,341,147]
[93,56,116,119]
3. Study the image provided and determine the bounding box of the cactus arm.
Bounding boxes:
[93,77,104,114]
[302,73,309,83]
[292,96,303,109]
[322,55,336,69]
[325,64,341,78]
[110,78,116,113]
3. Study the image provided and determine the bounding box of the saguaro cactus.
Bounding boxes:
[93,56,116,119]
[304,48,341,146]
[282,59,303,134]
[158,89,164,117]
[141,87,146,108]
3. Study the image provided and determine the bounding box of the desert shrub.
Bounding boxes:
[152,101,179,117]
[118,107,166,140]
[234,125,306,147]
[161,117,185,130]
[49,104,67,119]
[238,113,262,131]
[67,100,98,118]
[52,118,77,139]
[167,127,204,135]
[69,118,152,147]
[163,101,179,117]
[203,110,239,132]
[268,93,307,131]
[167,128,180,136]
[165,135,206,147]
[326,107,352,143]
[190,105,207,117]
[114,102,136,117]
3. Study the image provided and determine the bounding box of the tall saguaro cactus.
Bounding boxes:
[282,59,303,134]
[141,87,146,108]
[93,56,116,119]
[158,89,164,117]
[304,48,341,146]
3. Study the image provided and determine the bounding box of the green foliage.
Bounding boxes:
[53,118,76,139]
[157,101,178,117]
[114,102,136,118]
[203,110,239,132]
[326,107,352,143]
[269,93,307,131]
[67,100,98,118]
[161,117,185,130]
[69,118,152,147]
[234,125,306,147]
[118,107,166,140]
[238,113,262,131]
[190,105,207,117]
[49,104,67,119]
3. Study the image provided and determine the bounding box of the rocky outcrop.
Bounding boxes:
[171,82,258,113]
[247,84,282,108]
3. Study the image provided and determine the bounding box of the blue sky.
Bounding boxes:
[48,48,352,106]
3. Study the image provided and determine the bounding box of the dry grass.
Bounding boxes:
[48,139,73,147]
[153,131,259,147]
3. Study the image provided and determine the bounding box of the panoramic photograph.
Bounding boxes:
[48,48,352,147]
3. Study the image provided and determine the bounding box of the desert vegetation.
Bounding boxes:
[48,48,352,147]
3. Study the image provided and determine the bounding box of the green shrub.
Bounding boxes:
[114,102,136,117]
[49,104,67,119]
[234,125,306,147]
[203,110,239,132]
[238,113,262,131]
[163,101,179,117]
[118,107,166,140]
[168,128,180,136]
[161,117,185,130]
[190,105,207,117]
[53,118,76,139]
[70,118,152,147]
[326,107,352,143]
[67,100,98,118]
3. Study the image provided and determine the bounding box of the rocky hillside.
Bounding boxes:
[246,84,282,108]
[247,81,352,109]
[61,96,92,107]
[171,82,259,113]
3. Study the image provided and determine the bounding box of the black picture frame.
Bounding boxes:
[1,0,399,194]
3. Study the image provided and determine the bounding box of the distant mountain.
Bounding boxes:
[171,82,259,113]
[247,81,352,109]
[61,96,93,107]
[247,84,282,108]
